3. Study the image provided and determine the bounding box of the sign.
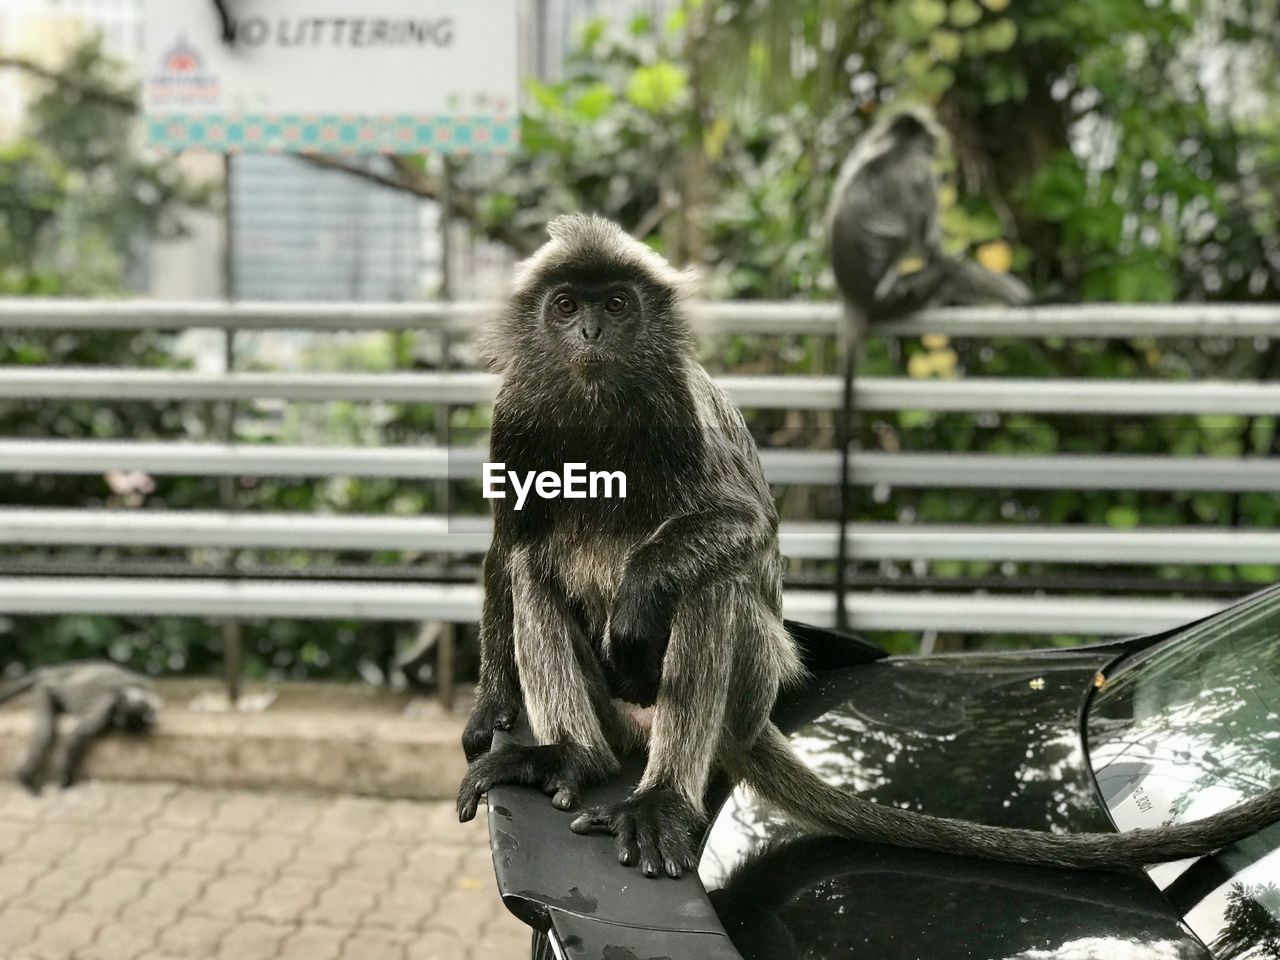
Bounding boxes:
[143,0,519,154]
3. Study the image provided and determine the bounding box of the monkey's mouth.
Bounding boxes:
[570,346,611,368]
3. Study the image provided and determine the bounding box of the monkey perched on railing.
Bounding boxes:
[0,661,160,793]
[826,105,1031,627]
[828,105,1030,324]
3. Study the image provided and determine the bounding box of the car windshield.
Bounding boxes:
[1088,587,1280,960]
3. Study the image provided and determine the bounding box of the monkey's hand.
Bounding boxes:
[461,696,520,762]
[607,572,677,707]
[457,743,596,822]
[570,787,704,879]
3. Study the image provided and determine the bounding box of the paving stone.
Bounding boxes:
[155,913,228,955]
[19,865,95,913]
[119,826,196,870]
[98,785,178,824]
[188,872,270,920]
[81,920,160,960]
[64,826,145,867]
[224,833,301,875]
[8,824,89,864]
[174,831,248,874]
[404,928,467,960]
[399,847,463,885]
[0,815,30,855]
[254,796,328,838]
[281,832,361,876]
[428,887,509,940]
[216,920,291,960]
[207,794,284,835]
[0,904,43,955]
[124,868,209,920]
[474,928,534,959]
[0,858,44,907]
[277,924,350,960]
[21,909,101,960]
[305,880,385,927]
[339,927,413,960]
[345,838,408,875]
[154,788,228,830]
[244,874,323,925]
[75,866,153,919]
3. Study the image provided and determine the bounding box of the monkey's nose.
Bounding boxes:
[580,324,603,341]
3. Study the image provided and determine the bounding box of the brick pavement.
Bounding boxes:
[0,782,529,960]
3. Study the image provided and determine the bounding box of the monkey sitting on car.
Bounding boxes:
[0,661,160,794]
[457,214,1280,878]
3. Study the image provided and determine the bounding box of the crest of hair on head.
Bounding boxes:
[479,213,699,372]
[877,101,947,146]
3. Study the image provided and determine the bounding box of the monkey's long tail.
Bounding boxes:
[0,673,39,707]
[944,259,1032,307]
[738,723,1280,870]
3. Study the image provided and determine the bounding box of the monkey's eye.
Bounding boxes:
[604,294,627,314]
[553,295,579,317]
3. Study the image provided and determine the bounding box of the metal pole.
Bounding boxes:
[220,152,242,705]
[436,155,457,711]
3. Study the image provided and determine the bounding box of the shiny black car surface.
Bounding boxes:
[486,586,1280,960]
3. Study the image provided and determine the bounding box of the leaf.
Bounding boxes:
[982,18,1018,51]
[1105,506,1140,529]
[908,0,949,30]
[931,29,964,62]
[626,61,688,113]
[572,83,616,121]
[950,0,983,28]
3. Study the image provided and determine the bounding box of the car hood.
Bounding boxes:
[699,649,1213,960]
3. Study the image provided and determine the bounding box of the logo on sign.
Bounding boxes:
[148,36,220,106]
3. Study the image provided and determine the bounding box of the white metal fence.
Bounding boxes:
[2,298,1279,642]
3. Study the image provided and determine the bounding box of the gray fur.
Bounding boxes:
[460,214,1280,874]
[0,661,160,793]
[827,103,1031,323]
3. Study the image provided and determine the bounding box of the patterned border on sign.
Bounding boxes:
[146,114,519,154]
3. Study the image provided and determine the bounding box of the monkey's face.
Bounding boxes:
[540,282,642,373]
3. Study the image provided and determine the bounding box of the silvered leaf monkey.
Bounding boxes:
[827,105,1032,627]
[0,661,160,793]
[458,214,1279,877]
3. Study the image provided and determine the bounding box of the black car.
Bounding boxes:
[484,585,1280,960]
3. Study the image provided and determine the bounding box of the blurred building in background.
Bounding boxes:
[0,0,664,304]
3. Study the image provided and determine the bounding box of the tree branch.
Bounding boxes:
[0,55,135,111]
[297,154,541,256]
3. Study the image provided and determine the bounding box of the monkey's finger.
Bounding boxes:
[614,815,638,867]
[637,826,663,878]
[569,806,611,835]
[550,786,579,811]
[457,779,485,822]
[660,835,698,879]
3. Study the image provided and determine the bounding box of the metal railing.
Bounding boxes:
[3,298,1279,698]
